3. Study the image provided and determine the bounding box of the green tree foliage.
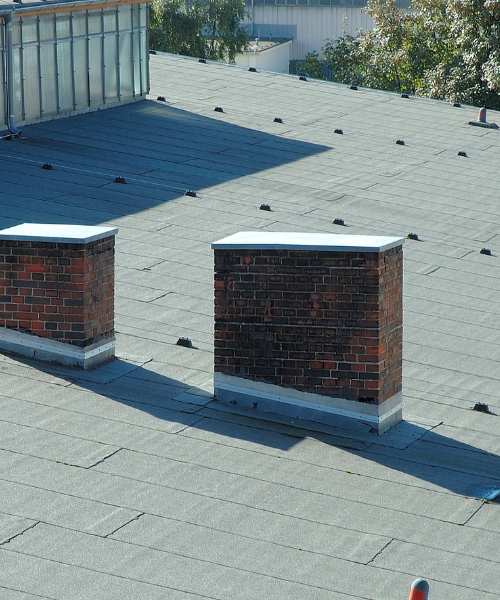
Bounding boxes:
[447,0,500,107]
[296,51,327,79]
[204,0,250,62]
[150,0,250,63]
[322,0,500,109]
[150,0,206,58]
[323,34,365,86]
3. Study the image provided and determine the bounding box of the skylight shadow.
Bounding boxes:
[0,100,331,230]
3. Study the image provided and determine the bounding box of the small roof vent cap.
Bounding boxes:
[468,107,499,128]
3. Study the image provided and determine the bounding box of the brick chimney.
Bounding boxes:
[0,224,117,369]
[212,232,404,434]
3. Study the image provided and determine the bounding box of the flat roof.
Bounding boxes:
[0,53,499,600]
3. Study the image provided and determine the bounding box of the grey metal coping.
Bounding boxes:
[0,223,118,244]
[211,231,404,252]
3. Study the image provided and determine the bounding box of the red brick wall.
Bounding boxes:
[214,247,402,404]
[0,236,115,347]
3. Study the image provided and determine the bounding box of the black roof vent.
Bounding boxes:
[407,233,419,240]
[333,218,345,226]
[401,93,410,99]
[334,128,343,134]
[42,163,53,170]
[350,85,358,90]
[396,139,405,145]
[199,58,206,63]
[260,204,272,211]
[274,117,283,123]
[458,151,467,157]
[114,176,126,184]
[299,76,307,81]
[214,106,223,113]
[149,49,157,55]
[473,402,490,413]
[177,337,193,348]
[185,190,197,197]
[248,67,257,72]
[453,102,461,107]
[157,96,166,102]
[480,248,492,255]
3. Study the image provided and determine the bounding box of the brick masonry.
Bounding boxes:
[0,236,115,348]
[214,246,403,407]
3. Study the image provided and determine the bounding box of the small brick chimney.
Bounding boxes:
[212,232,404,434]
[0,224,117,369]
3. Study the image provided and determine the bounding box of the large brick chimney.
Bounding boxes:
[212,232,404,434]
[0,224,117,369]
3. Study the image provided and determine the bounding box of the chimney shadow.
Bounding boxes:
[4,352,500,501]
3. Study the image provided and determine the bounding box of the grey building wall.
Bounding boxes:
[242,1,410,62]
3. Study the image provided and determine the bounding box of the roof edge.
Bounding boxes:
[1,0,143,17]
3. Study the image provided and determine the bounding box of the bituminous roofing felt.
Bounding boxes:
[0,53,500,600]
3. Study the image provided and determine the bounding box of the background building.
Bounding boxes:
[242,0,410,64]
[234,38,292,73]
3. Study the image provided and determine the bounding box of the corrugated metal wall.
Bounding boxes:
[243,6,374,60]
[1,2,149,132]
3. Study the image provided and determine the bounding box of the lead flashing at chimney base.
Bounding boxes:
[0,326,115,369]
[212,232,404,435]
[214,372,402,434]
